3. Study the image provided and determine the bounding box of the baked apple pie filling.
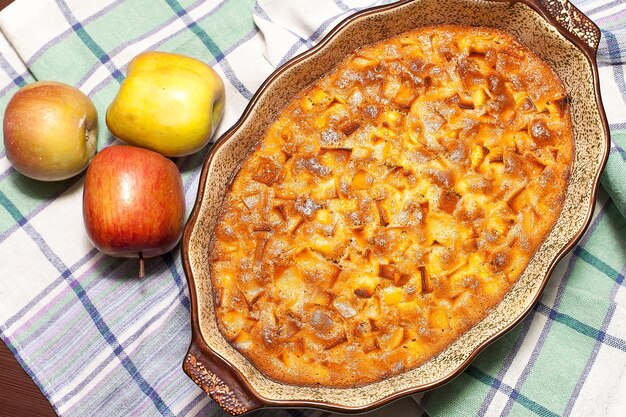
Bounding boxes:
[210,26,573,387]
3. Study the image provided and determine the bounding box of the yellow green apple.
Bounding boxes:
[106,51,225,157]
[3,81,98,181]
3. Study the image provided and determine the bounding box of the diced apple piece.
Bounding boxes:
[352,147,373,159]
[308,308,347,350]
[293,248,340,285]
[482,277,504,298]
[309,235,336,256]
[406,339,427,358]
[314,209,333,225]
[352,170,374,190]
[326,198,357,212]
[383,76,401,99]
[279,350,298,367]
[376,326,405,351]
[274,185,298,200]
[382,287,404,305]
[471,86,487,107]
[222,311,247,338]
[429,307,450,331]
[332,296,357,318]
[241,192,264,210]
[353,56,377,68]
[426,212,458,247]
[520,206,540,234]
[376,201,390,226]
[397,301,420,318]
[394,84,417,108]
[337,120,360,136]
[438,189,460,214]
[243,285,266,306]
[311,178,338,200]
[381,110,402,127]
[275,266,306,310]
[352,273,381,298]
[302,88,334,110]
[364,296,381,319]
[252,157,280,185]
[509,184,536,212]
[232,332,253,350]
[277,310,302,339]
[470,144,489,170]
[361,334,379,353]
[379,264,410,286]
[272,204,287,221]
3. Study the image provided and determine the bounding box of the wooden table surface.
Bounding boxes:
[0,2,57,416]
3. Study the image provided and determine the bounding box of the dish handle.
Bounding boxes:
[533,0,601,53]
[183,343,262,415]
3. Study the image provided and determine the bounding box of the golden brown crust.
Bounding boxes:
[210,26,573,387]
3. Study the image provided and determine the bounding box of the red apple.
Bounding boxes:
[83,146,185,277]
[3,81,98,181]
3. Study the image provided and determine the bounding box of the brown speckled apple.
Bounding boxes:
[82,146,185,277]
[3,81,98,181]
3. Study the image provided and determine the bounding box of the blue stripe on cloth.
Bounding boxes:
[0,190,27,226]
[75,0,212,90]
[162,253,190,311]
[585,0,624,16]
[465,366,560,417]
[333,0,350,12]
[277,12,342,67]
[534,303,626,352]
[0,71,29,97]
[0,175,83,244]
[476,310,538,416]
[574,246,626,285]
[175,391,210,416]
[4,191,174,416]
[10,257,120,348]
[87,19,257,101]
[253,2,314,50]
[0,52,27,88]
[0,249,101,332]
[55,276,189,408]
[27,0,125,66]
[164,0,253,100]
[602,30,626,107]
[476,237,582,415]
[562,257,626,415]
[499,204,609,417]
[253,2,272,21]
[610,143,626,163]
[55,0,124,83]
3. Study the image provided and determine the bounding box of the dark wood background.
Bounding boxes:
[0,1,57,415]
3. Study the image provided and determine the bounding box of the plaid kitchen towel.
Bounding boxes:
[0,1,624,417]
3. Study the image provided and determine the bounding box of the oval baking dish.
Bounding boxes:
[181,0,609,414]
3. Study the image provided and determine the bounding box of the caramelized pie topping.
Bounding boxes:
[211,26,573,387]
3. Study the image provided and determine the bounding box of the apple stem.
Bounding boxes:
[139,252,145,279]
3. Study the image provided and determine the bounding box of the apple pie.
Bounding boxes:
[210,25,573,387]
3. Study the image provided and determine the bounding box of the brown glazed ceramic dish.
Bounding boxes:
[181,0,609,414]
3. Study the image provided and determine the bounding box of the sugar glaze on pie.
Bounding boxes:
[210,26,573,387]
